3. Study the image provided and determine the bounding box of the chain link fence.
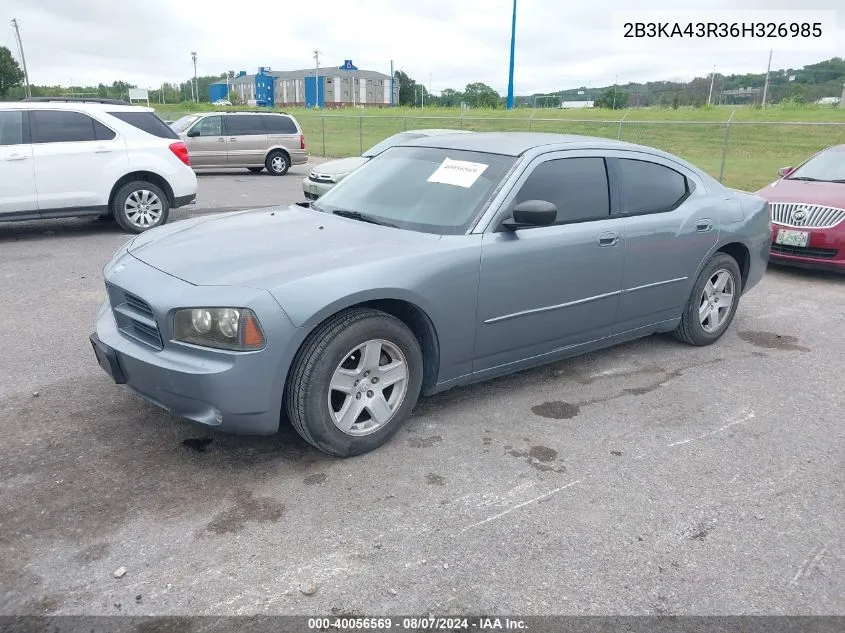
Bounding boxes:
[296,113,845,192]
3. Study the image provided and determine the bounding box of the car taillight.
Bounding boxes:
[300,134,305,150]
[169,141,190,166]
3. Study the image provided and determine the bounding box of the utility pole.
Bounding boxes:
[506,0,517,109]
[613,74,618,110]
[761,49,772,108]
[191,51,198,102]
[11,18,31,98]
[839,79,844,109]
[708,65,716,105]
[390,60,394,107]
[313,49,321,108]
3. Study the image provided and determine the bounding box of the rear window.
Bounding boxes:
[109,112,179,139]
[262,115,298,134]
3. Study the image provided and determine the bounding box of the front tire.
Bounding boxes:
[285,308,424,457]
[265,150,290,176]
[112,181,169,234]
[673,252,742,346]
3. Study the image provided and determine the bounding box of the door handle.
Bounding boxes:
[217,137,226,142]
[94,146,112,153]
[5,153,29,161]
[598,232,619,247]
[696,219,714,232]
[228,137,237,142]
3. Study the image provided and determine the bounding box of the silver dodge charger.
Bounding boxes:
[90,132,771,457]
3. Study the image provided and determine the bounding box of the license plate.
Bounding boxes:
[775,229,809,247]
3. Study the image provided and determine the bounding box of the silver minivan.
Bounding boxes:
[171,112,307,175]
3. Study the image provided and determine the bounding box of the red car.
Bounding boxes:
[755,144,845,273]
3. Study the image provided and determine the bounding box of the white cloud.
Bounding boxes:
[4,0,844,95]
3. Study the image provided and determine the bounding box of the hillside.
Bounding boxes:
[519,57,845,107]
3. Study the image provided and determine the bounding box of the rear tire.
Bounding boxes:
[673,252,742,346]
[247,167,264,173]
[284,308,424,457]
[265,150,289,176]
[112,181,169,234]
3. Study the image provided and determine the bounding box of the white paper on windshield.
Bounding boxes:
[427,158,489,188]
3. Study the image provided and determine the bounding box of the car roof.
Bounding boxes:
[0,100,153,113]
[401,131,672,157]
[193,111,292,117]
[402,128,474,136]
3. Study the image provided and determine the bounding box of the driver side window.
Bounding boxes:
[512,157,611,225]
[192,116,222,137]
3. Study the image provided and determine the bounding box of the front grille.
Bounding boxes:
[107,284,163,350]
[769,202,845,229]
[308,172,333,183]
[124,291,155,319]
[771,244,838,259]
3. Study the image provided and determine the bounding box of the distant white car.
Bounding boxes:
[303,129,474,200]
[0,98,197,233]
[213,99,232,106]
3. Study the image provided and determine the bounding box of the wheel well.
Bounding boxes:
[292,300,440,396]
[266,147,291,164]
[108,172,175,212]
[361,299,440,394]
[717,242,750,290]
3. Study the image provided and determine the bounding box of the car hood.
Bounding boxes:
[127,206,440,288]
[312,156,369,176]
[755,178,845,207]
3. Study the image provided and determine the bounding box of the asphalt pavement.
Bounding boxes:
[0,161,842,616]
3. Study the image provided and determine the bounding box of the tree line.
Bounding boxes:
[1,46,841,109]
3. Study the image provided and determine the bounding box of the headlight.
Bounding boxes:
[174,308,265,351]
[310,170,336,183]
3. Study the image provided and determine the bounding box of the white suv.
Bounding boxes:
[0,98,198,233]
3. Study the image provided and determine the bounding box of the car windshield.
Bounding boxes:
[361,132,427,158]
[312,146,516,235]
[787,148,845,182]
[170,115,199,133]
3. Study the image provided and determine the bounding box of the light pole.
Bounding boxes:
[191,51,198,102]
[11,19,31,98]
[506,0,517,109]
[313,50,321,108]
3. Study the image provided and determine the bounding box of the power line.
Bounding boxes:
[11,18,31,98]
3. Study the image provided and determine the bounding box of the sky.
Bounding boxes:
[3,0,844,95]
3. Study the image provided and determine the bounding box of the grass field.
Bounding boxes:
[157,104,845,191]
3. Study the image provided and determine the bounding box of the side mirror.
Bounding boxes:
[502,200,558,230]
[186,129,200,138]
[777,166,793,178]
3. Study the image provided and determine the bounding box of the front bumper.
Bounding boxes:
[92,254,303,435]
[769,223,845,273]
[173,193,196,208]
[301,177,336,200]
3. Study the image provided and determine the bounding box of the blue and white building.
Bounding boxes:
[209,61,398,108]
